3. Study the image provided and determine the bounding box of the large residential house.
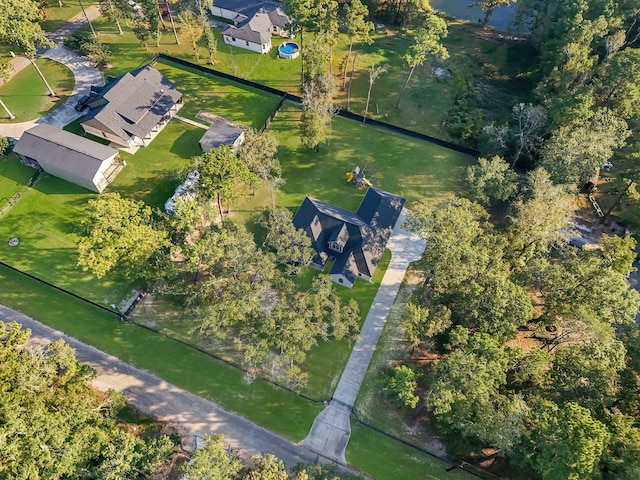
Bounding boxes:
[13,124,122,193]
[80,65,183,148]
[292,187,406,288]
[212,0,291,54]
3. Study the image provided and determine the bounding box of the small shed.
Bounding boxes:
[13,124,122,193]
[199,116,245,153]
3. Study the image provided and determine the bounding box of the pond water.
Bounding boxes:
[429,0,519,31]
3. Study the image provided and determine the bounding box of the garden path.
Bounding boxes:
[301,209,426,463]
[0,5,103,139]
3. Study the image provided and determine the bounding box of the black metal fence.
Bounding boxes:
[155,54,479,157]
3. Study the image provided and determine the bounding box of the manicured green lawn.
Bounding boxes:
[41,0,84,32]
[0,58,74,122]
[0,155,135,306]
[154,59,283,130]
[108,120,203,208]
[270,102,473,212]
[347,423,473,480]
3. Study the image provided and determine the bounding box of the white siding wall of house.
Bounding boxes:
[223,34,271,53]
[81,124,134,148]
[330,273,354,289]
[211,6,237,20]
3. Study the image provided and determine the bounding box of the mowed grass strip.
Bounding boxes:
[154,58,283,129]
[0,58,74,123]
[347,422,475,480]
[0,155,134,306]
[0,263,321,441]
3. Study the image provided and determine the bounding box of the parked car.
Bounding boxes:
[74,95,90,112]
[128,0,141,11]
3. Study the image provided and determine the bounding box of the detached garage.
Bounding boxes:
[13,124,124,193]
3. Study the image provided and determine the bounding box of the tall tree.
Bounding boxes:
[77,193,168,278]
[180,434,242,480]
[0,0,55,95]
[363,63,388,123]
[178,9,203,61]
[258,207,314,276]
[395,14,449,109]
[539,108,630,187]
[465,155,518,206]
[192,146,254,218]
[511,103,547,168]
[469,0,511,27]
[509,168,575,256]
[342,0,374,90]
[99,0,124,34]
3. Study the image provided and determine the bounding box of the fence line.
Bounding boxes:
[0,261,123,319]
[350,407,505,480]
[155,54,480,157]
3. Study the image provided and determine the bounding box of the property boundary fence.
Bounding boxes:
[351,406,503,480]
[155,54,480,157]
[0,261,123,319]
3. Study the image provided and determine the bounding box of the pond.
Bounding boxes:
[429,0,519,31]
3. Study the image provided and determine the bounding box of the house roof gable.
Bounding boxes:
[13,124,118,182]
[81,65,182,142]
[292,187,405,285]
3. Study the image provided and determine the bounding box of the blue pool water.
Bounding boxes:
[279,42,298,55]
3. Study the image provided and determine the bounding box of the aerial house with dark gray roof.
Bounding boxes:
[80,65,183,148]
[14,124,122,193]
[199,116,245,152]
[213,0,291,54]
[292,187,406,288]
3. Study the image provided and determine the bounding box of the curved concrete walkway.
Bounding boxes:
[301,209,426,463]
[0,5,103,140]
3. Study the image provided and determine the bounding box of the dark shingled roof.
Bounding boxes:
[199,116,244,152]
[217,0,290,27]
[81,65,182,143]
[292,187,406,286]
[13,124,118,183]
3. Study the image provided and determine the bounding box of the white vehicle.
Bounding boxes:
[128,0,141,11]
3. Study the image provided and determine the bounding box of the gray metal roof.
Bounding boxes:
[13,124,118,182]
[81,65,182,143]
[223,10,272,44]
[199,116,244,151]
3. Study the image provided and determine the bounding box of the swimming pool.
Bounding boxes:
[278,42,300,59]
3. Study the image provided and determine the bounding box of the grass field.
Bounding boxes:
[271,102,472,212]
[0,58,75,123]
[41,0,84,33]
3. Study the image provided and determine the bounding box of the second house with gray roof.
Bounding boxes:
[212,0,291,54]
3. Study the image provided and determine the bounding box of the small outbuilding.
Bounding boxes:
[13,124,123,193]
[199,116,245,153]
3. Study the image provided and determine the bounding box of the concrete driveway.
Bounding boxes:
[301,209,426,462]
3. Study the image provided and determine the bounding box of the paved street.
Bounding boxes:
[0,304,333,469]
[301,209,426,462]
